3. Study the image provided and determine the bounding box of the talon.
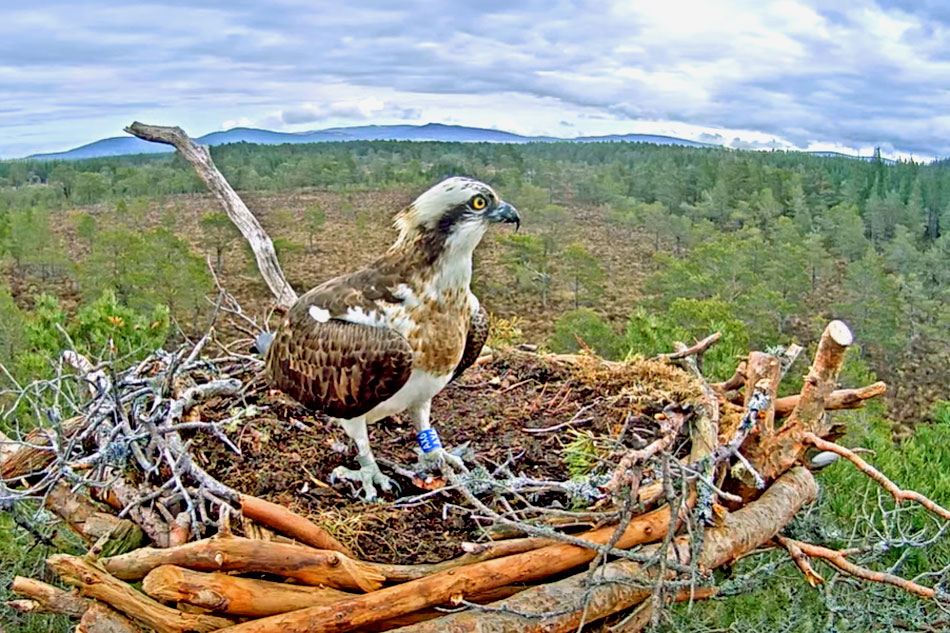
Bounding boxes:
[330,460,393,502]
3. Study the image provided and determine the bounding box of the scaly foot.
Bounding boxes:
[417,446,469,475]
[330,456,394,502]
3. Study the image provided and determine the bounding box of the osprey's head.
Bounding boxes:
[393,177,520,262]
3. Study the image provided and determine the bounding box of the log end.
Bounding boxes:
[826,320,853,348]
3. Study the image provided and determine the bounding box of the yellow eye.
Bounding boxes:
[471,195,488,211]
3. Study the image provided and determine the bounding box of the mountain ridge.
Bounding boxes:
[23,122,889,163]
[25,123,712,161]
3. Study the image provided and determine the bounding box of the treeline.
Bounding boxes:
[1,141,949,421]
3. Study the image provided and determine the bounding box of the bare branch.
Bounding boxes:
[124,122,297,308]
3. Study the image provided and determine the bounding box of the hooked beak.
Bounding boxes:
[488,201,521,231]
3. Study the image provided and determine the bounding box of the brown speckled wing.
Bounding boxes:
[451,304,488,382]
[265,298,413,419]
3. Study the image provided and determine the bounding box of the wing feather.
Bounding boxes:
[451,303,488,382]
[265,299,413,419]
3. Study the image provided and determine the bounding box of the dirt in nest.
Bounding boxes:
[192,349,705,565]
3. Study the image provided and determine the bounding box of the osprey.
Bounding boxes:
[261,177,520,501]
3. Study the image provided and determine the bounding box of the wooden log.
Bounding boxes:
[142,565,353,616]
[387,467,818,633]
[756,321,853,481]
[77,602,146,633]
[773,381,887,415]
[8,575,90,617]
[371,537,559,582]
[124,122,297,308]
[1,416,84,480]
[239,494,353,557]
[47,554,232,633]
[210,500,678,633]
[101,536,384,592]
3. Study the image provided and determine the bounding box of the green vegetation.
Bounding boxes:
[2,139,950,629]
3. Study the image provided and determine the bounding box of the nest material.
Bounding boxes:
[191,348,707,563]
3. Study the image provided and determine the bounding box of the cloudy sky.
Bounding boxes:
[2,0,948,159]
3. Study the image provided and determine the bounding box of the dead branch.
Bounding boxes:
[239,493,353,556]
[47,554,233,633]
[124,122,297,308]
[606,408,688,495]
[142,565,353,616]
[777,537,941,600]
[803,432,950,521]
[774,535,824,587]
[658,332,721,360]
[774,381,887,416]
[101,535,384,591]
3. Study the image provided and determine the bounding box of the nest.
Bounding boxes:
[191,348,707,563]
[1,324,893,633]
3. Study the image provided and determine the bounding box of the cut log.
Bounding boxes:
[77,602,146,633]
[387,467,818,633]
[756,320,853,480]
[239,494,353,557]
[124,122,297,308]
[211,500,678,633]
[101,536,384,591]
[142,565,353,616]
[47,554,232,633]
[8,575,90,617]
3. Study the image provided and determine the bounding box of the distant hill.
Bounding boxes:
[25,123,894,163]
[26,123,712,161]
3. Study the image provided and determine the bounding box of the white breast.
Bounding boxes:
[364,369,451,424]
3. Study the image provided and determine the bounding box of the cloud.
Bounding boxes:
[2,0,949,158]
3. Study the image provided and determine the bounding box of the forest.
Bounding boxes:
[2,139,950,631]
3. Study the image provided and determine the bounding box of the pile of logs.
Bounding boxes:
[2,123,943,632]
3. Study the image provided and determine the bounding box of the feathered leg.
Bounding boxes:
[330,416,393,502]
[409,400,467,472]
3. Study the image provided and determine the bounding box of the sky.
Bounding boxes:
[1,0,948,160]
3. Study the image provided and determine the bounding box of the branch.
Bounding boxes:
[238,493,353,557]
[777,537,942,600]
[774,381,887,416]
[124,122,297,308]
[658,332,721,361]
[803,432,950,521]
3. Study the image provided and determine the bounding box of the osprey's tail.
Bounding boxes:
[251,331,275,356]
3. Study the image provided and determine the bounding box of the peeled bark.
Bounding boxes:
[142,565,353,616]
[101,535,384,591]
[387,467,818,633]
[211,501,678,633]
[754,320,853,481]
[77,603,146,633]
[48,554,233,633]
[8,576,90,618]
[239,493,353,557]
